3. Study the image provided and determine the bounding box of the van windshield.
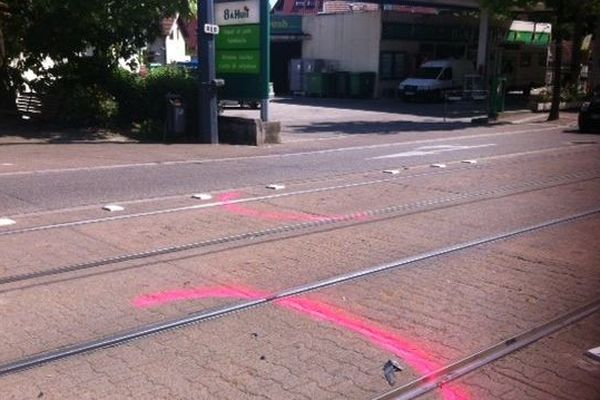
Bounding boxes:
[413,67,443,79]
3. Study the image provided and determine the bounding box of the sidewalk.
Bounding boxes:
[0,98,579,148]
[0,119,136,145]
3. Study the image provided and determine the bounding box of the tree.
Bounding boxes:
[482,0,600,121]
[0,0,196,109]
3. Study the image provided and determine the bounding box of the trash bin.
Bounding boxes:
[305,72,336,97]
[489,76,507,118]
[335,72,350,97]
[350,72,376,98]
[165,93,186,137]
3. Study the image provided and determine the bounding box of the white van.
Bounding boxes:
[398,59,475,101]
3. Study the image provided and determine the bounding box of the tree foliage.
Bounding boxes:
[3,0,194,69]
[0,0,196,109]
[482,0,600,120]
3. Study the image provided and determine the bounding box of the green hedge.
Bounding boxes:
[45,65,199,139]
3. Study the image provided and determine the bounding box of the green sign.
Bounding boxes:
[217,51,260,74]
[217,24,260,49]
[215,0,269,100]
[271,15,302,34]
[506,31,550,46]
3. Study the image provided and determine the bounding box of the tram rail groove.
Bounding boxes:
[1,171,598,287]
[372,297,600,400]
[0,208,598,377]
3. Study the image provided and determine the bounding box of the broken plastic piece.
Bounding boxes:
[383,359,403,386]
[383,169,401,175]
[586,346,600,362]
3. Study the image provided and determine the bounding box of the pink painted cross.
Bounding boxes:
[134,285,469,400]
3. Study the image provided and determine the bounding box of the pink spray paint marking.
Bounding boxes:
[217,192,369,222]
[133,285,469,400]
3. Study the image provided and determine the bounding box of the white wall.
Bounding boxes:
[165,22,189,64]
[302,11,382,74]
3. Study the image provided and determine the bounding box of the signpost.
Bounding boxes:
[198,0,219,144]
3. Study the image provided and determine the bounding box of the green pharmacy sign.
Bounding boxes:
[217,25,260,49]
[215,0,269,101]
[217,51,260,74]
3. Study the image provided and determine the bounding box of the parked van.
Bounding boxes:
[398,59,475,101]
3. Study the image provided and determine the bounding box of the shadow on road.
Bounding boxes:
[274,93,528,117]
[286,120,481,135]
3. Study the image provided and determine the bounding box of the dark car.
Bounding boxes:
[579,92,600,133]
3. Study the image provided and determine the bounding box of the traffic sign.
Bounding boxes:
[204,23,220,35]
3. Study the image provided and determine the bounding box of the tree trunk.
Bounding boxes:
[548,2,564,121]
[590,17,600,92]
[568,12,584,86]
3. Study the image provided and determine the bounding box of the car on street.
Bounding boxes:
[398,59,475,101]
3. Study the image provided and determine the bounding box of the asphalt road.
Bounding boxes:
[0,119,584,215]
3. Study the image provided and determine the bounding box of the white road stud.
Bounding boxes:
[266,184,286,190]
[102,204,125,212]
[192,193,212,200]
[461,160,478,164]
[0,218,16,227]
[383,169,401,175]
[586,346,600,361]
[430,163,447,168]
[1,163,14,166]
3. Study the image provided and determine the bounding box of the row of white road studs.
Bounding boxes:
[0,160,479,226]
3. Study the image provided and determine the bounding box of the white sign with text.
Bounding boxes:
[216,0,260,26]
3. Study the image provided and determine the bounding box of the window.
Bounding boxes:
[440,68,453,80]
[413,67,442,79]
[379,51,407,80]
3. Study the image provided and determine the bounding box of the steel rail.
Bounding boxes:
[1,142,596,237]
[0,166,472,237]
[372,297,600,400]
[1,171,598,286]
[0,208,598,376]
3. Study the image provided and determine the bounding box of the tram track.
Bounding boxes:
[372,297,600,400]
[1,169,599,287]
[0,165,476,237]
[0,141,596,235]
[0,207,598,377]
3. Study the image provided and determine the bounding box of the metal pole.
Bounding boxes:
[260,99,269,121]
[198,0,219,144]
[260,0,270,122]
